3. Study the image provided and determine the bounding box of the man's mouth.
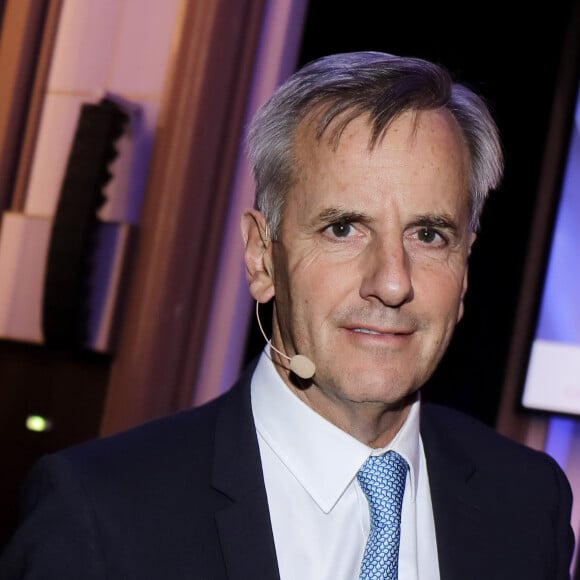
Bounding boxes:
[353,328,384,335]
[352,327,412,335]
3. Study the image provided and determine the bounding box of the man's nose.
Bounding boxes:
[359,238,413,307]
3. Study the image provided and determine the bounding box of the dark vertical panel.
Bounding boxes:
[498,0,580,438]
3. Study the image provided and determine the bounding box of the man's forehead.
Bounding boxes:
[296,107,383,151]
[285,110,472,226]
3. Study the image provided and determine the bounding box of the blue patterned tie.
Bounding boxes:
[357,451,408,579]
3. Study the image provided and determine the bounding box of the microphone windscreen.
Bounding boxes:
[290,354,316,380]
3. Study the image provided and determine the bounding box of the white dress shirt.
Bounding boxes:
[251,349,441,580]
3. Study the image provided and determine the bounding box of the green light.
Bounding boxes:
[25,415,52,433]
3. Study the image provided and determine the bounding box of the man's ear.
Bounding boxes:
[241,209,275,302]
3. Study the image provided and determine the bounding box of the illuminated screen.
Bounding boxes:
[521,81,580,415]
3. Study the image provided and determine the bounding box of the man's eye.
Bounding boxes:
[327,222,354,238]
[417,228,443,244]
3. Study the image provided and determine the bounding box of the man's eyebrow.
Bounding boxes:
[317,207,369,224]
[410,214,458,232]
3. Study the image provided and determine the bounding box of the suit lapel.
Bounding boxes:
[421,405,490,580]
[211,365,281,580]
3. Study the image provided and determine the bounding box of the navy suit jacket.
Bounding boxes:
[0,361,575,579]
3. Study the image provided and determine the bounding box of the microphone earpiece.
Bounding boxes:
[255,301,316,380]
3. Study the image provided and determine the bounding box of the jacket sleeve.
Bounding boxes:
[0,454,111,580]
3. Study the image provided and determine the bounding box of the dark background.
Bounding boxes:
[246,0,580,428]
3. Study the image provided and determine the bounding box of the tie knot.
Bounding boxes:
[357,451,408,526]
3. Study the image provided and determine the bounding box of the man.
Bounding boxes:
[0,51,574,579]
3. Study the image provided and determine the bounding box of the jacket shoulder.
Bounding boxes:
[420,401,568,480]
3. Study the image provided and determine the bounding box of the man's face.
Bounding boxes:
[248,109,475,427]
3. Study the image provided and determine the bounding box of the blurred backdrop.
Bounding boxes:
[0,1,578,568]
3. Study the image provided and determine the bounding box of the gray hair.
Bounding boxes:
[246,51,504,237]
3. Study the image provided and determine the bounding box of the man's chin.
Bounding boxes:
[351,389,419,409]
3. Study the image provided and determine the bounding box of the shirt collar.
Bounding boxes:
[251,349,422,514]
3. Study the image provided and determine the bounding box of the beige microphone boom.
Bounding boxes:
[255,301,316,380]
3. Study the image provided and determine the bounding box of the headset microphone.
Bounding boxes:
[255,301,316,380]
